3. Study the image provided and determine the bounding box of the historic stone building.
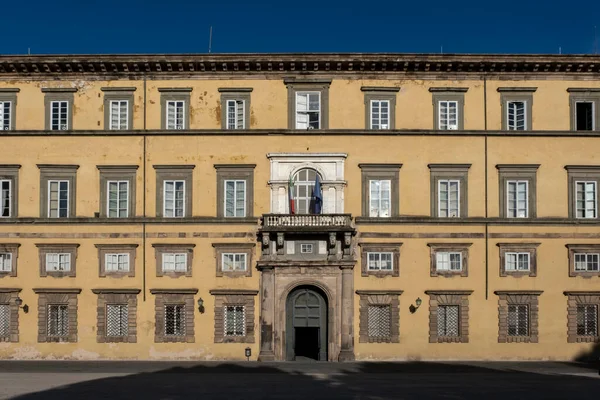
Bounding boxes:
[0,53,599,361]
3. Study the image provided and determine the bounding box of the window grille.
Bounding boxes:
[45,253,71,271]
[367,252,393,271]
[0,304,10,338]
[436,252,462,271]
[577,305,598,336]
[50,101,69,130]
[47,305,69,337]
[438,180,460,217]
[226,99,245,129]
[296,92,320,129]
[107,180,129,217]
[165,304,185,336]
[507,101,526,130]
[507,180,528,218]
[164,180,185,217]
[48,180,69,218]
[437,305,459,337]
[1,180,10,217]
[508,304,529,336]
[105,253,130,272]
[0,101,11,130]
[224,180,246,217]
[367,305,391,338]
[109,100,128,130]
[0,253,11,272]
[370,100,390,129]
[439,100,458,130]
[369,179,391,217]
[166,100,185,129]
[224,305,245,336]
[505,252,530,271]
[106,304,128,337]
[222,253,246,271]
[576,181,597,218]
[574,253,600,272]
[162,253,187,272]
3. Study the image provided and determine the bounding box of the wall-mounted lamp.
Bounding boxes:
[245,347,251,361]
[409,297,422,314]
[15,296,29,313]
[197,298,205,314]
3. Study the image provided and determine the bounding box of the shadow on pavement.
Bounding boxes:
[9,361,600,400]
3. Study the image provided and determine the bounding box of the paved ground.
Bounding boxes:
[0,361,598,399]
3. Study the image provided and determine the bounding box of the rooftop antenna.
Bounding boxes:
[559,46,562,55]
[208,26,213,54]
[27,48,30,55]
[595,25,598,55]
[440,45,443,54]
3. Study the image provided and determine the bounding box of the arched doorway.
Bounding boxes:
[293,168,321,214]
[286,286,328,361]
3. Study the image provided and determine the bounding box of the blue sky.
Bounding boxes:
[3,0,599,55]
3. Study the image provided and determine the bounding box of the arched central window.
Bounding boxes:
[293,168,321,214]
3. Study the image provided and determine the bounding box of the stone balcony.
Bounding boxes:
[260,213,353,232]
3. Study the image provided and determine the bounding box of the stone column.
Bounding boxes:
[258,266,276,361]
[338,265,355,361]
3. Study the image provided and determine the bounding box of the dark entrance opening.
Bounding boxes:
[286,286,328,361]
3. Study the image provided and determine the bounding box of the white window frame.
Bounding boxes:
[506,100,527,131]
[295,91,321,129]
[222,253,247,272]
[0,252,12,272]
[163,180,185,218]
[367,252,394,271]
[574,253,600,272]
[438,100,458,130]
[505,252,530,271]
[226,99,245,129]
[48,180,69,218]
[45,253,71,272]
[105,253,130,272]
[50,100,69,130]
[370,99,390,130]
[166,100,186,130]
[438,179,460,218]
[109,100,129,130]
[436,252,462,271]
[300,243,313,254]
[506,180,529,218]
[369,179,391,218]
[575,101,596,131]
[0,101,12,130]
[575,180,597,219]
[224,180,246,217]
[162,253,187,272]
[1,179,11,218]
[107,180,129,218]
[224,305,246,337]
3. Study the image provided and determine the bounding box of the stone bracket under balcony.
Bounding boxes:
[258,214,355,263]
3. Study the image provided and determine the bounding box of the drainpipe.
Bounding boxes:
[142,75,147,302]
[483,76,489,300]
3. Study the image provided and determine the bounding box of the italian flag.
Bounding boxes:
[288,175,296,214]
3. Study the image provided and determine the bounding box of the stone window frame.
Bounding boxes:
[565,165,600,220]
[36,243,79,278]
[566,244,600,278]
[42,88,76,130]
[426,290,472,343]
[95,244,138,278]
[361,86,399,130]
[284,78,331,129]
[564,291,600,343]
[497,242,540,277]
[97,165,138,218]
[210,289,258,344]
[357,290,402,343]
[218,88,252,130]
[427,243,471,278]
[92,288,140,343]
[0,88,19,130]
[37,164,79,218]
[496,164,539,218]
[429,87,468,130]
[213,243,255,278]
[498,87,536,131]
[0,164,20,218]
[214,164,256,218]
[34,288,80,343]
[428,164,471,218]
[358,163,402,218]
[101,87,136,130]
[150,288,197,343]
[158,88,192,130]
[0,243,20,278]
[153,165,194,218]
[568,88,600,131]
[0,288,20,343]
[359,242,402,277]
[495,290,542,343]
[152,243,195,278]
